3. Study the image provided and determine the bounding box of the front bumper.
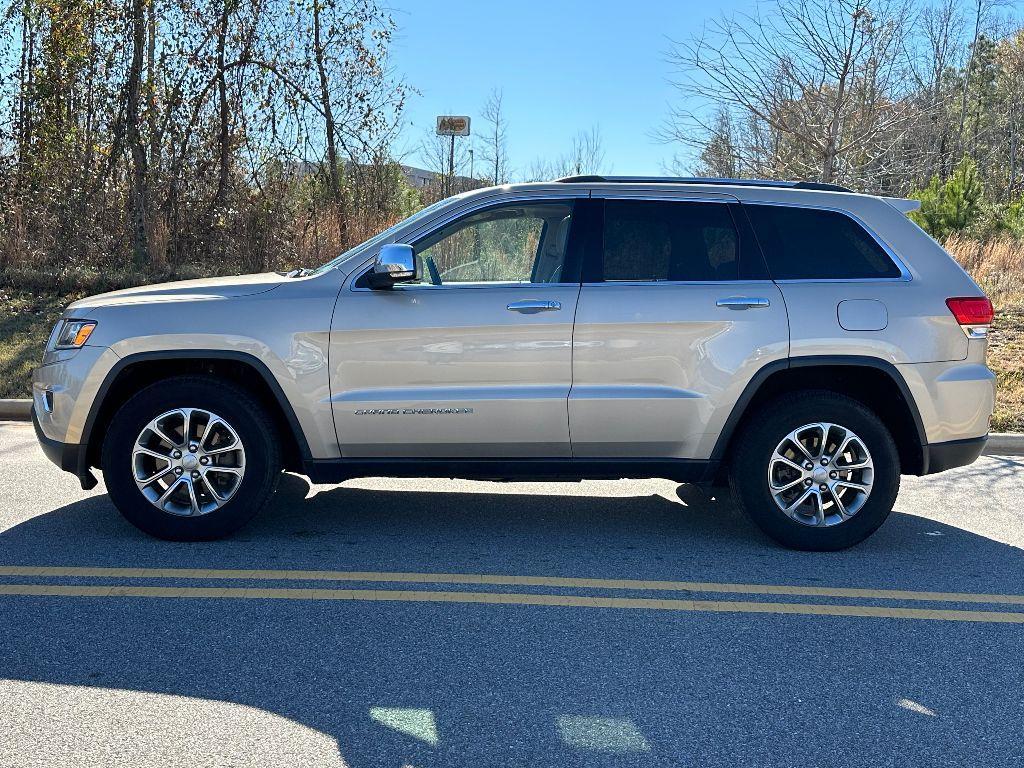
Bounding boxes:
[33,344,119,445]
[31,407,97,490]
[923,434,988,475]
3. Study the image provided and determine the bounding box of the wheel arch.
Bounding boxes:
[81,351,311,478]
[711,356,929,477]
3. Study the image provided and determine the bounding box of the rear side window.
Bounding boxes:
[598,200,738,282]
[744,204,901,280]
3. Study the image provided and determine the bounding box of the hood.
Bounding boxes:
[67,273,285,311]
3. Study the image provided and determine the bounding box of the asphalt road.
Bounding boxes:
[1,421,1023,768]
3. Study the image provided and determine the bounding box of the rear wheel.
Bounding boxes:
[729,390,900,551]
[101,376,281,540]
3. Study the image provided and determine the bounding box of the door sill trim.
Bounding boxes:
[303,457,716,485]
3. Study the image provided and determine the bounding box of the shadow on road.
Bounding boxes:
[2,470,1023,593]
[3,471,1024,766]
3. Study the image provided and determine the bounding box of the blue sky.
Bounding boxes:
[388,0,750,178]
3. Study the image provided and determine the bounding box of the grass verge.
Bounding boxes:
[989,303,1024,432]
[0,288,88,399]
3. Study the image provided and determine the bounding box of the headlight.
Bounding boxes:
[54,319,97,349]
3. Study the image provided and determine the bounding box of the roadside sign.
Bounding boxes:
[436,116,471,136]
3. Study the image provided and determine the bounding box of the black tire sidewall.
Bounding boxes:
[730,392,900,551]
[102,377,279,541]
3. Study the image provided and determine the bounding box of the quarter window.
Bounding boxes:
[743,204,901,280]
[598,200,739,282]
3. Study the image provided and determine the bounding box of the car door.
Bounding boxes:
[330,198,584,458]
[569,195,789,460]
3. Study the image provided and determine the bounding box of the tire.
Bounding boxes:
[728,390,900,551]
[101,376,281,541]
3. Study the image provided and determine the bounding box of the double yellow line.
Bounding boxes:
[1,566,1022,623]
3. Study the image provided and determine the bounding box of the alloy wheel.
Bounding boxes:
[767,422,874,527]
[131,408,246,516]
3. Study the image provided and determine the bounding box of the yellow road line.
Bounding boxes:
[0,565,1021,606]
[1,582,1023,622]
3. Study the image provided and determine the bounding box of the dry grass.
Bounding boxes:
[987,305,1024,432]
[945,234,1024,306]
[945,234,1024,432]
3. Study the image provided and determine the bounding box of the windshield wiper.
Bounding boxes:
[279,267,312,278]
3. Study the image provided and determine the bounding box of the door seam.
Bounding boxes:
[567,188,592,459]
[567,281,583,458]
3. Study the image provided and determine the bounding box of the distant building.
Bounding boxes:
[401,165,437,189]
[282,160,478,191]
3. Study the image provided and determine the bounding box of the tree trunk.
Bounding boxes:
[313,0,347,245]
[492,124,499,184]
[17,3,35,185]
[1009,102,1019,199]
[212,0,230,211]
[956,0,983,161]
[146,0,160,175]
[822,7,862,184]
[127,0,150,269]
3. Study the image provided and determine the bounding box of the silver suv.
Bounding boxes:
[32,177,995,550]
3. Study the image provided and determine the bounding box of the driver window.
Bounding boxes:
[410,202,574,285]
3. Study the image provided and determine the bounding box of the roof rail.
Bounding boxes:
[554,175,853,193]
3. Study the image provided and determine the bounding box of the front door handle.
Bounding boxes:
[716,297,770,310]
[507,299,562,314]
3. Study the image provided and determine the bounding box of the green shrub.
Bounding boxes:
[910,156,984,240]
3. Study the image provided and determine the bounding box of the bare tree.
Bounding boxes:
[522,126,608,181]
[564,126,606,176]
[480,88,509,183]
[212,0,232,213]
[419,127,470,196]
[662,0,918,187]
[956,0,992,160]
[693,107,740,177]
[915,0,966,178]
[1000,29,1024,196]
[312,0,346,241]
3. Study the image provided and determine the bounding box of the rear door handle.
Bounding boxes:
[507,299,562,314]
[716,297,770,310]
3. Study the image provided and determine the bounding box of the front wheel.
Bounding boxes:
[729,391,900,551]
[101,376,281,541]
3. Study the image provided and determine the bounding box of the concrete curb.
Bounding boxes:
[984,433,1024,456]
[1,397,1022,455]
[0,399,32,420]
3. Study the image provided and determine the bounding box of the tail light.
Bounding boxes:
[946,297,993,337]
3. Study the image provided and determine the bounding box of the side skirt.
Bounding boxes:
[303,457,718,485]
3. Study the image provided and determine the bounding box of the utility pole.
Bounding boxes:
[448,134,455,196]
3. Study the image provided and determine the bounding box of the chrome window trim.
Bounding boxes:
[347,192,587,293]
[739,198,913,283]
[354,281,577,293]
[590,192,738,203]
[346,191,913,291]
[580,279,777,288]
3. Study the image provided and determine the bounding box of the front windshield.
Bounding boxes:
[310,197,454,275]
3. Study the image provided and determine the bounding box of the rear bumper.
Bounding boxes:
[32,407,97,490]
[897,359,995,446]
[923,435,987,475]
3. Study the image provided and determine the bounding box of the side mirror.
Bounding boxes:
[368,244,417,288]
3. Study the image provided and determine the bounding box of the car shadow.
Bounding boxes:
[3,471,1024,766]
[2,470,1023,594]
